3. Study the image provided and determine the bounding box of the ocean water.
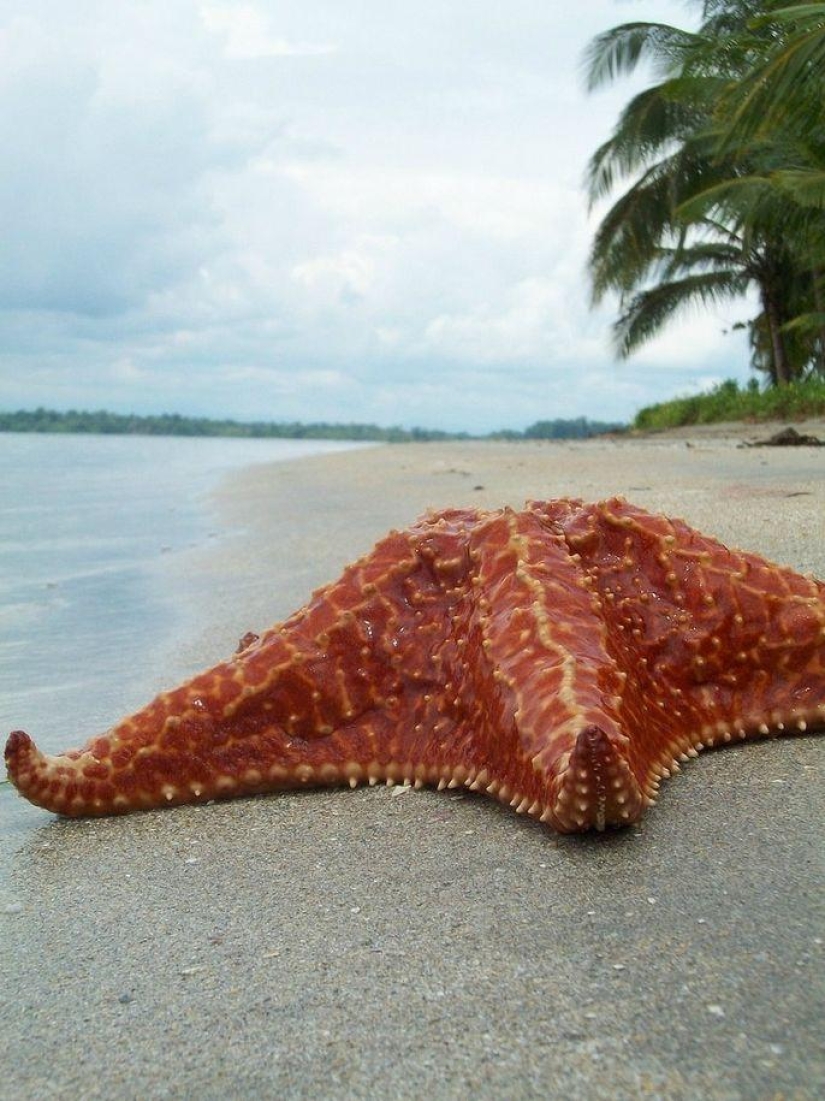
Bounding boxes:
[0,433,369,756]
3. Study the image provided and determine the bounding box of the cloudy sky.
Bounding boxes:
[0,0,755,433]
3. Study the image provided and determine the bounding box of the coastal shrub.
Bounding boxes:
[634,378,825,431]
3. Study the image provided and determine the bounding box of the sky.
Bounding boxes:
[0,0,757,433]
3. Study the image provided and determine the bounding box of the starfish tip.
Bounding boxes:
[5,729,34,770]
[553,725,645,832]
[5,730,49,804]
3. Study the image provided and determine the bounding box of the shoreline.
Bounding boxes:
[2,434,823,1100]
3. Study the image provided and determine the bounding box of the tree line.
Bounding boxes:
[0,407,623,441]
[585,0,825,387]
[0,407,463,442]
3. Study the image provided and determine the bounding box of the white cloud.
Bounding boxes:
[200,3,336,59]
[222,364,348,389]
[110,357,148,382]
[291,240,390,302]
[423,276,602,365]
[280,163,573,243]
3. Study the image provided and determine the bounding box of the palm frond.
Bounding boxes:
[582,22,700,92]
[614,270,751,357]
[675,175,778,226]
[771,167,825,209]
[750,3,825,28]
[589,161,685,301]
[720,5,825,144]
[585,83,699,202]
[676,171,825,261]
[781,310,825,334]
[659,240,748,275]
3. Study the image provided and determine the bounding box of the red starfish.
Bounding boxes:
[5,498,824,831]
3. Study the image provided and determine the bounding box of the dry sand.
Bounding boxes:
[2,429,824,1100]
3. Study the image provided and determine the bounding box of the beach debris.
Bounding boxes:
[5,497,824,834]
[743,426,823,447]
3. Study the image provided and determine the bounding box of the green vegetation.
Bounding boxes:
[0,407,464,442]
[495,417,624,440]
[0,407,624,441]
[584,1,825,388]
[634,376,825,429]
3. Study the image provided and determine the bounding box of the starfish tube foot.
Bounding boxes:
[5,498,825,830]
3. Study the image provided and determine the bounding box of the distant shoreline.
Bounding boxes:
[0,406,452,442]
[0,406,625,442]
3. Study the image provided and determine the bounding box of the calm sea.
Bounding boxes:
[0,433,369,757]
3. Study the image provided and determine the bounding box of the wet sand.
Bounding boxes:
[2,431,824,1100]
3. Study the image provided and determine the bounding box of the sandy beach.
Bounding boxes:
[2,429,824,1100]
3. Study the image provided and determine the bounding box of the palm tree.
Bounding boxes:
[584,1,823,384]
[712,2,825,371]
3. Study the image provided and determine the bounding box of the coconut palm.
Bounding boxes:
[716,2,825,370]
[584,1,823,384]
[685,2,825,372]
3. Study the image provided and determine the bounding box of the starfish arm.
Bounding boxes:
[460,506,646,832]
[559,498,825,806]
[4,516,481,817]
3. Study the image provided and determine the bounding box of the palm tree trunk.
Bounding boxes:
[762,286,791,386]
[813,269,825,377]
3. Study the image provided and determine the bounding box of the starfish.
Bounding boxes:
[5,497,825,831]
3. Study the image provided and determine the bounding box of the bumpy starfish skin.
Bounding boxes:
[5,498,825,831]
